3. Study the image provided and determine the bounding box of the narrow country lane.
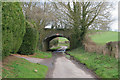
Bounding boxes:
[52,54,95,78]
[12,46,97,79]
[51,46,96,78]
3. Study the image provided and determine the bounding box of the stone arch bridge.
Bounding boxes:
[40,29,74,51]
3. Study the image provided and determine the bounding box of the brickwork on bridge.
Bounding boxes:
[43,29,71,40]
[40,29,72,51]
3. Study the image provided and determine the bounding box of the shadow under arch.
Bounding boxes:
[42,33,71,51]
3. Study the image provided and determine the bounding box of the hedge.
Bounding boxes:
[18,24,38,55]
[2,2,26,58]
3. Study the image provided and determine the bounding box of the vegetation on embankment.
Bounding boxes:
[89,31,119,45]
[29,50,52,58]
[68,47,118,78]
[50,37,70,50]
[58,37,70,49]
[50,38,59,48]
[2,2,40,58]
[2,2,26,58]
[58,37,69,42]
[2,56,48,78]
[18,25,39,55]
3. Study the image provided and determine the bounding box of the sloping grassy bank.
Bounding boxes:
[89,31,119,45]
[2,56,48,78]
[68,47,118,78]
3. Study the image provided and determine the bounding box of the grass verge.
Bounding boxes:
[89,31,119,45]
[68,47,118,78]
[2,56,48,78]
[0,62,1,79]
[30,50,52,58]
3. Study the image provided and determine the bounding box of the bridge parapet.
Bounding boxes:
[39,29,72,51]
[43,29,71,40]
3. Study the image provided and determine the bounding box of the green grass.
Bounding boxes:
[58,43,69,47]
[50,37,70,50]
[2,57,48,78]
[58,37,69,42]
[0,65,1,79]
[68,47,118,78]
[87,29,103,34]
[50,46,61,50]
[66,55,70,59]
[50,43,70,50]
[58,37,70,49]
[30,50,52,58]
[89,31,119,45]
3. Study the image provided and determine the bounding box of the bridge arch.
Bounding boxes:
[42,33,71,51]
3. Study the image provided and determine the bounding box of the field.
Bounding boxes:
[2,56,48,78]
[89,31,119,45]
[68,47,118,78]
[50,37,70,50]
[58,37,69,42]
[58,37,70,48]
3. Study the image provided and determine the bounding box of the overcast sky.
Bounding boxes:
[110,1,119,31]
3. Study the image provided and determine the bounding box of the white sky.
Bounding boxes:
[110,1,119,31]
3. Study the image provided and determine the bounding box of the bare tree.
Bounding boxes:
[22,2,56,30]
[21,1,113,48]
[52,2,113,38]
[21,2,58,49]
[89,2,113,31]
